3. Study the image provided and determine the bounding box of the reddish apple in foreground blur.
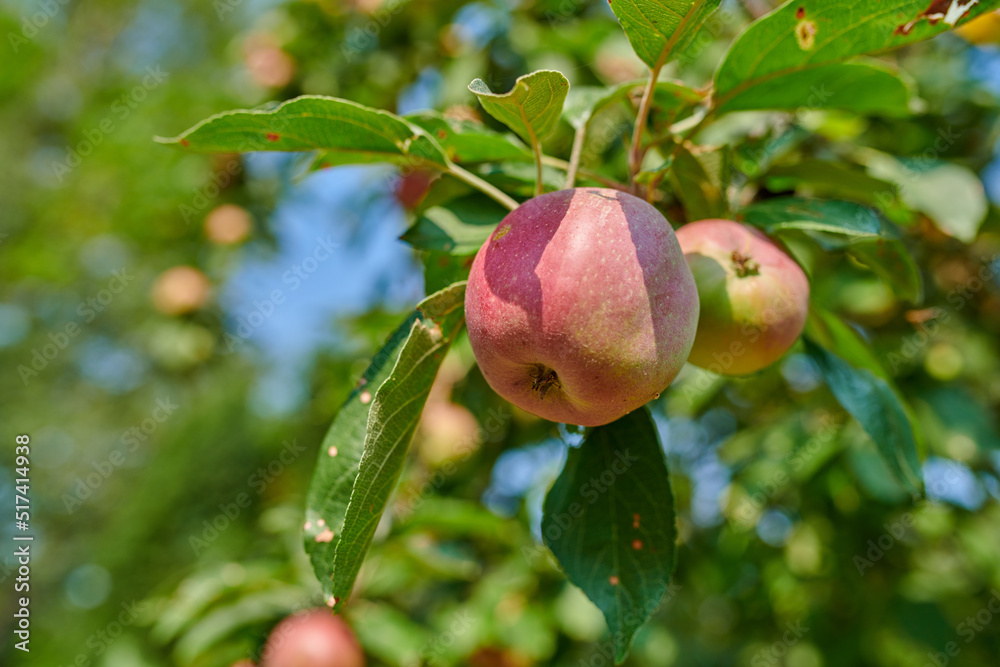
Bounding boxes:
[261,609,364,667]
[465,188,699,426]
[675,219,809,375]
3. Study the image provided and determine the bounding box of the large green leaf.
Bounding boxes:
[405,112,532,164]
[860,150,988,242]
[715,0,1000,113]
[764,158,900,208]
[469,70,570,146]
[608,0,723,70]
[304,283,466,610]
[741,198,885,237]
[400,195,508,255]
[716,60,913,116]
[543,409,677,664]
[804,305,891,381]
[157,95,449,168]
[804,337,923,495]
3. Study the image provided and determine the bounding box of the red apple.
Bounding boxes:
[675,219,809,375]
[465,188,699,426]
[261,609,365,667]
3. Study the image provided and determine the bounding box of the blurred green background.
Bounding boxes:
[3,0,1000,665]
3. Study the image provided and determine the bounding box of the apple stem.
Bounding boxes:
[629,61,664,192]
[564,125,586,189]
[447,164,519,211]
[731,251,760,277]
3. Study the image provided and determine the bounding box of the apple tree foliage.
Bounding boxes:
[160,0,1000,662]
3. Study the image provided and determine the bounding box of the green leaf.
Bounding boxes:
[716,60,913,116]
[669,145,726,220]
[608,0,723,70]
[421,251,475,295]
[405,112,532,164]
[715,0,1000,112]
[543,408,677,664]
[304,283,467,610]
[400,195,508,254]
[157,95,450,168]
[563,85,627,131]
[859,150,987,242]
[804,305,891,382]
[847,237,924,304]
[804,337,923,495]
[741,198,885,237]
[764,158,900,207]
[468,70,570,145]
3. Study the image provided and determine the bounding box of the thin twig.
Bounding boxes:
[629,62,664,191]
[447,164,519,211]
[564,125,587,189]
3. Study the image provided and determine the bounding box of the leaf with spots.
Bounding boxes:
[542,408,678,664]
[716,60,914,116]
[607,0,723,70]
[468,70,570,145]
[157,95,450,168]
[304,283,467,610]
[714,0,1000,115]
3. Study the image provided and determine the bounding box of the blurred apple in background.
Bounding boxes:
[261,609,365,667]
[151,266,211,316]
[205,204,253,245]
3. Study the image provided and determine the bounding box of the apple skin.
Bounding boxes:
[261,609,365,667]
[675,219,809,375]
[465,188,699,426]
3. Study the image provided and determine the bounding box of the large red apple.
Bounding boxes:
[465,188,699,426]
[261,609,365,667]
[675,219,809,375]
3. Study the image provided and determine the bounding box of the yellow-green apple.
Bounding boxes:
[675,219,809,375]
[465,188,699,426]
[261,609,364,667]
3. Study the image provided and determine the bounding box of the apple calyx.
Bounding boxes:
[731,250,760,278]
[529,364,561,399]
